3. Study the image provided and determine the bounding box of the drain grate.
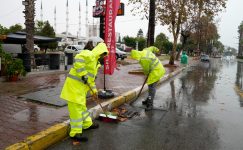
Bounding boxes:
[111,103,143,122]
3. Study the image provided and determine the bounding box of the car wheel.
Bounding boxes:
[116,54,119,60]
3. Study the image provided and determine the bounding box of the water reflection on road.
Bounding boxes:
[150,58,243,150]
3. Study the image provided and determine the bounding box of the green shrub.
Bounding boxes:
[6,58,26,78]
[237,56,243,59]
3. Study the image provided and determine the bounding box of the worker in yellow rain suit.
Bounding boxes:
[131,48,166,111]
[60,43,108,141]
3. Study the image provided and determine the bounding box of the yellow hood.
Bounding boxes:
[145,46,159,53]
[92,43,109,58]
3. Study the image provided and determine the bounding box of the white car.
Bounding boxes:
[34,44,40,51]
[64,45,83,54]
[116,48,127,60]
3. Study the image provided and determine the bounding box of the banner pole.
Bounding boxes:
[99,16,106,91]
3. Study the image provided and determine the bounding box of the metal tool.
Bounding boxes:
[86,83,106,113]
[135,74,149,101]
[86,82,118,122]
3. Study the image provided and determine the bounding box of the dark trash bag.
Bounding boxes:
[49,54,60,70]
[98,90,115,99]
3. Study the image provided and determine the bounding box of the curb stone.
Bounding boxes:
[5,67,185,150]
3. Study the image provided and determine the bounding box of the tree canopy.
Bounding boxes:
[123,36,146,51]
[128,0,227,64]
[0,24,23,35]
[238,21,243,56]
[154,33,171,54]
[35,21,57,51]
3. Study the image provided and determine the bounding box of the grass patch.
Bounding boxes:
[157,55,170,61]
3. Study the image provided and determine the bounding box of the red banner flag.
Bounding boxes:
[104,0,120,75]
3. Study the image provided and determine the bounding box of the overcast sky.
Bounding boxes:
[0,0,243,49]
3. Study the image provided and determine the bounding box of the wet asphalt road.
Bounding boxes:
[48,58,243,150]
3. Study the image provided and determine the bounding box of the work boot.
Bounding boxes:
[145,97,153,111]
[84,122,99,130]
[145,104,153,111]
[142,96,151,105]
[142,100,148,105]
[71,133,88,142]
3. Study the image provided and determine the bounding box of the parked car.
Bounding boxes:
[34,44,40,52]
[200,54,210,62]
[116,48,127,60]
[64,45,83,54]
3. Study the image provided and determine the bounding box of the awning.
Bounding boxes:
[2,32,57,44]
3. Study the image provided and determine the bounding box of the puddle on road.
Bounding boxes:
[13,106,67,123]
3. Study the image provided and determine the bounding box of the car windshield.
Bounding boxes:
[201,54,208,57]
[75,45,83,50]
[116,48,125,52]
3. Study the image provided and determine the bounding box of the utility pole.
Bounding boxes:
[86,0,88,38]
[40,0,43,22]
[78,2,81,38]
[54,6,57,33]
[66,0,69,39]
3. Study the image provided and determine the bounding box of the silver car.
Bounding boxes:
[64,45,83,54]
[200,54,210,62]
[116,48,127,60]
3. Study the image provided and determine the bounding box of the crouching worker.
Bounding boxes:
[131,48,166,111]
[60,43,108,141]
[180,51,188,67]
[143,46,160,54]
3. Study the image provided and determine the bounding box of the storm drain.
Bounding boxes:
[111,104,145,122]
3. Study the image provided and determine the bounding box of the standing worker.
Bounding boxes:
[131,48,166,111]
[60,43,108,142]
[180,51,188,67]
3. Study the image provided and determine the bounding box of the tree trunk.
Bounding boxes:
[147,0,155,46]
[176,31,190,60]
[239,30,243,56]
[169,37,178,65]
[196,0,203,51]
[24,0,35,70]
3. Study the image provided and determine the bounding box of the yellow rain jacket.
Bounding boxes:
[60,43,109,105]
[143,46,160,54]
[131,49,165,85]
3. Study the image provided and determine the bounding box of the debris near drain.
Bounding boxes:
[128,69,144,75]
[99,111,119,123]
[72,140,81,146]
[111,104,140,122]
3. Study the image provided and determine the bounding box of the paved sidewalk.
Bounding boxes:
[0,58,179,149]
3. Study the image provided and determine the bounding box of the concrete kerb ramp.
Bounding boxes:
[5,67,185,150]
